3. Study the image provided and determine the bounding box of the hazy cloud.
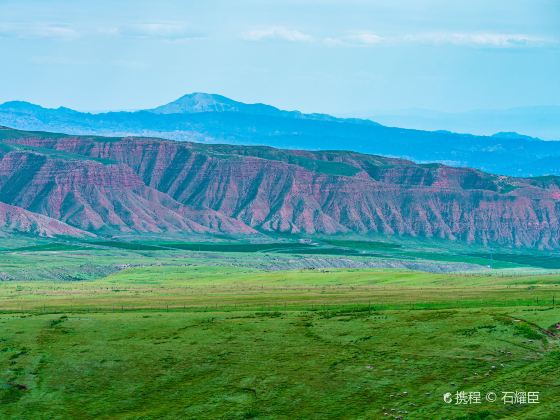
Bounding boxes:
[0,21,203,42]
[324,31,384,47]
[114,23,203,41]
[324,31,554,48]
[243,26,313,42]
[400,32,553,47]
[0,23,79,40]
[244,26,552,48]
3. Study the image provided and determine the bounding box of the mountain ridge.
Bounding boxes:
[1,126,560,248]
[4,93,560,177]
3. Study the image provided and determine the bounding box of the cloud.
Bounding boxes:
[324,31,384,47]
[400,32,552,47]
[243,26,551,49]
[0,23,79,40]
[324,31,554,48]
[113,23,204,41]
[243,26,313,42]
[0,21,205,43]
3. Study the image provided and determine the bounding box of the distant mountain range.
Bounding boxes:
[1,93,559,177]
[1,126,560,249]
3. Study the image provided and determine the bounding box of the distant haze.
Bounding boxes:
[369,106,560,140]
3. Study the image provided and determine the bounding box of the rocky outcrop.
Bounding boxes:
[0,201,93,238]
[2,127,560,248]
[0,140,254,235]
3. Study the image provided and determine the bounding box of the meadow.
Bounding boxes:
[1,237,560,419]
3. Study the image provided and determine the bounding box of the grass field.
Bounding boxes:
[1,237,560,418]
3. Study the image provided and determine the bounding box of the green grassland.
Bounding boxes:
[1,237,560,418]
[4,234,560,282]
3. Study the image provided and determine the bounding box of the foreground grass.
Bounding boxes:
[1,307,559,419]
[1,265,560,418]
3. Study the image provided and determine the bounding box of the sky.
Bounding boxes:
[0,0,559,117]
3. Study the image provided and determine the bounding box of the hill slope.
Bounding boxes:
[1,126,560,248]
[0,201,93,238]
[1,94,559,177]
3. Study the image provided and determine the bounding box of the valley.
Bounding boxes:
[1,236,560,418]
[1,184,560,418]
[1,115,559,419]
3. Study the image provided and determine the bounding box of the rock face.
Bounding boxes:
[0,131,254,236]
[1,127,560,248]
[0,201,93,238]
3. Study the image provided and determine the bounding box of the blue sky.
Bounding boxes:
[0,0,559,116]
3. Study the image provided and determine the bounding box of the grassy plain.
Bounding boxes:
[1,237,560,418]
